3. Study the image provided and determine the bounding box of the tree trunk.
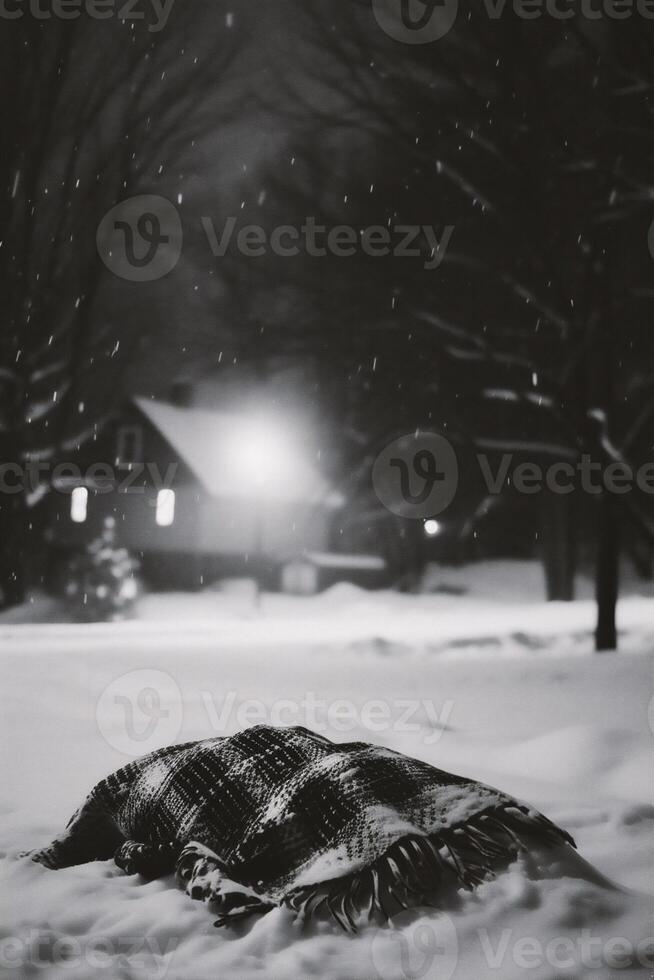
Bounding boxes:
[0,415,28,609]
[541,488,576,601]
[0,491,27,609]
[631,540,653,581]
[595,492,619,651]
[587,210,618,650]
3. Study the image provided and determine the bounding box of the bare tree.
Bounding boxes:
[260,2,654,646]
[0,3,244,606]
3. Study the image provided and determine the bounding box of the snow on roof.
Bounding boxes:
[133,397,338,505]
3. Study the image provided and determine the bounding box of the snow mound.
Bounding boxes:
[1,578,652,979]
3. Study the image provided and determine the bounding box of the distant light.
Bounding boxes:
[156,489,175,527]
[424,519,441,537]
[70,487,88,523]
[226,417,299,496]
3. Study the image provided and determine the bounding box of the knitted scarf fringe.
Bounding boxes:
[279,804,576,933]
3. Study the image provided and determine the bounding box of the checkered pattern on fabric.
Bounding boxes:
[75,725,571,899]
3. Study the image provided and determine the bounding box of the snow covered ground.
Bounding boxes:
[1,562,653,979]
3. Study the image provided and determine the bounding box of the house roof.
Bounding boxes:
[133,397,339,505]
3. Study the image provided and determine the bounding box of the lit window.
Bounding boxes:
[116,424,143,465]
[156,489,175,527]
[70,487,88,523]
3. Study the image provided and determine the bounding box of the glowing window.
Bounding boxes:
[70,487,88,523]
[156,489,175,527]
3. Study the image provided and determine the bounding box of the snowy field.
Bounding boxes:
[1,562,653,980]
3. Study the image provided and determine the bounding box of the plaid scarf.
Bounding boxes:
[32,725,575,928]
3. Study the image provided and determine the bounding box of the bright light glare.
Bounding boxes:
[226,418,298,495]
[70,487,88,523]
[156,489,175,527]
[424,519,441,537]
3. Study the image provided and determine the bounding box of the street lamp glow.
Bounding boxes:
[226,417,299,496]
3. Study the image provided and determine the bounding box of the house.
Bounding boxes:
[48,396,346,590]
